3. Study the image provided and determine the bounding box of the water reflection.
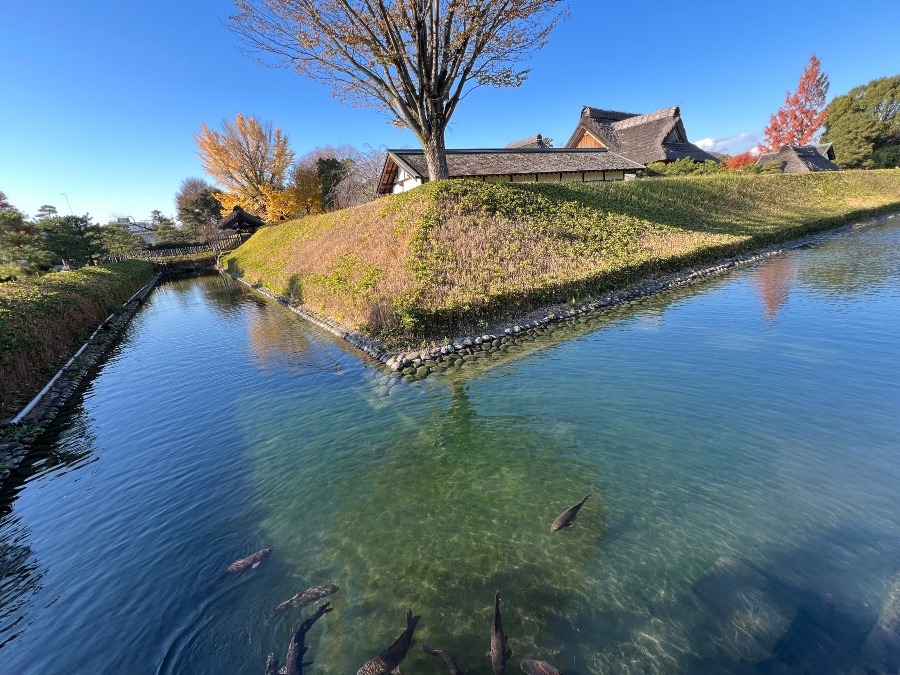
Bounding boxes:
[753,256,796,321]
[196,272,248,312]
[313,382,607,672]
[0,516,43,650]
[797,227,900,297]
[0,221,898,673]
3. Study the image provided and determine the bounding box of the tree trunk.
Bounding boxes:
[422,117,450,181]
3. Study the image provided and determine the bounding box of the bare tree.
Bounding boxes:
[230,0,568,180]
[332,145,387,208]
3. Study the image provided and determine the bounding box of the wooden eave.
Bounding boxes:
[566,125,607,149]
[377,151,424,195]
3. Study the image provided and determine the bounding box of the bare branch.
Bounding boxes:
[230,0,568,179]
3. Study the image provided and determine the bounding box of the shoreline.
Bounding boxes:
[2,208,896,486]
[0,274,160,486]
[225,209,899,379]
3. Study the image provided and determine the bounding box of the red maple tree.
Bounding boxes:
[760,54,829,153]
[725,150,759,170]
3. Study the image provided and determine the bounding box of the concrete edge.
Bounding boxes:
[0,273,160,486]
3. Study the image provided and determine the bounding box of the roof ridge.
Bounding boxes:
[611,106,680,130]
[582,106,639,121]
[387,148,613,155]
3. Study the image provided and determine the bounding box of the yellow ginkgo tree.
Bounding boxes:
[195,113,296,220]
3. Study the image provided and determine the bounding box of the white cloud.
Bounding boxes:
[695,132,761,155]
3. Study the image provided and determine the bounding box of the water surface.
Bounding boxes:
[1,218,899,673]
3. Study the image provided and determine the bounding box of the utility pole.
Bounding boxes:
[61,192,74,215]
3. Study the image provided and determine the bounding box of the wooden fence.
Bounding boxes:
[97,234,245,264]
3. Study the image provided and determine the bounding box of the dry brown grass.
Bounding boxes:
[223,170,900,346]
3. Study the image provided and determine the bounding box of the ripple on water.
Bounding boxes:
[0,222,899,672]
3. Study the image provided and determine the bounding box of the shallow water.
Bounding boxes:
[1,218,899,673]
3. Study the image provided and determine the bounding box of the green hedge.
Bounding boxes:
[0,260,155,417]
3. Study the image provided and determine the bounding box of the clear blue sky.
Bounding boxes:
[2,1,898,222]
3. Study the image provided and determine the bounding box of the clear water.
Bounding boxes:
[1,219,899,674]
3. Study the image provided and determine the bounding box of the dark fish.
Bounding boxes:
[265,653,279,675]
[224,548,272,575]
[489,591,512,674]
[269,584,339,621]
[423,644,464,674]
[285,601,333,675]
[357,608,421,675]
[550,494,591,532]
[521,660,562,675]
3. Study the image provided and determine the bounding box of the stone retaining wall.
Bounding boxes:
[226,211,898,381]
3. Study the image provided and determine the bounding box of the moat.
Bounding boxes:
[1,218,898,673]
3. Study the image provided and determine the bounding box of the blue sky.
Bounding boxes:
[2,1,898,222]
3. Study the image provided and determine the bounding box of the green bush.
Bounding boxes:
[644,158,723,177]
[0,260,154,416]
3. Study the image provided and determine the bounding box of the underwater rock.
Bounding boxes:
[693,555,796,664]
[857,575,900,675]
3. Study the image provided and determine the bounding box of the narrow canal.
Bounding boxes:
[1,219,899,673]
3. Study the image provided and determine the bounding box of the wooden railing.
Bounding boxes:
[97,234,245,264]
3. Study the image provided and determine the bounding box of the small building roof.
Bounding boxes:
[815,142,836,160]
[378,148,645,194]
[756,145,840,173]
[506,133,551,149]
[565,105,720,165]
[217,205,265,231]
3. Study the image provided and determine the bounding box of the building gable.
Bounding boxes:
[565,105,718,165]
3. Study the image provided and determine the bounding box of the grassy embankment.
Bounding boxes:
[223,170,900,347]
[0,260,155,417]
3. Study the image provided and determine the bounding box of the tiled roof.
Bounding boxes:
[378,148,644,194]
[217,205,264,230]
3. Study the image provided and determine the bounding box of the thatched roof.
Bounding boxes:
[378,148,645,194]
[565,105,719,164]
[815,142,836,160]
[506,133,551,149]
[217,205,264,231]
[756,145,840,173]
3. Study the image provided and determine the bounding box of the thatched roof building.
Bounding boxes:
[506,133,552,149]
[756,145,840,173]
[565,105,719,165]
[217,205,264,232]
[377,148,645,195]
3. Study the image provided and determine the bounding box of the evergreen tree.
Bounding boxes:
[823,75,900,168]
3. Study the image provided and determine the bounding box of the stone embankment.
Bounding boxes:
[228,212,897,381]
[0,275,160,485]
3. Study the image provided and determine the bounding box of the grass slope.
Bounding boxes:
[0,260,154,417]
[223,170,900,346]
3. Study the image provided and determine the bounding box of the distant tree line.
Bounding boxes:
[189,113,386,224]
[0,192,212,281]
